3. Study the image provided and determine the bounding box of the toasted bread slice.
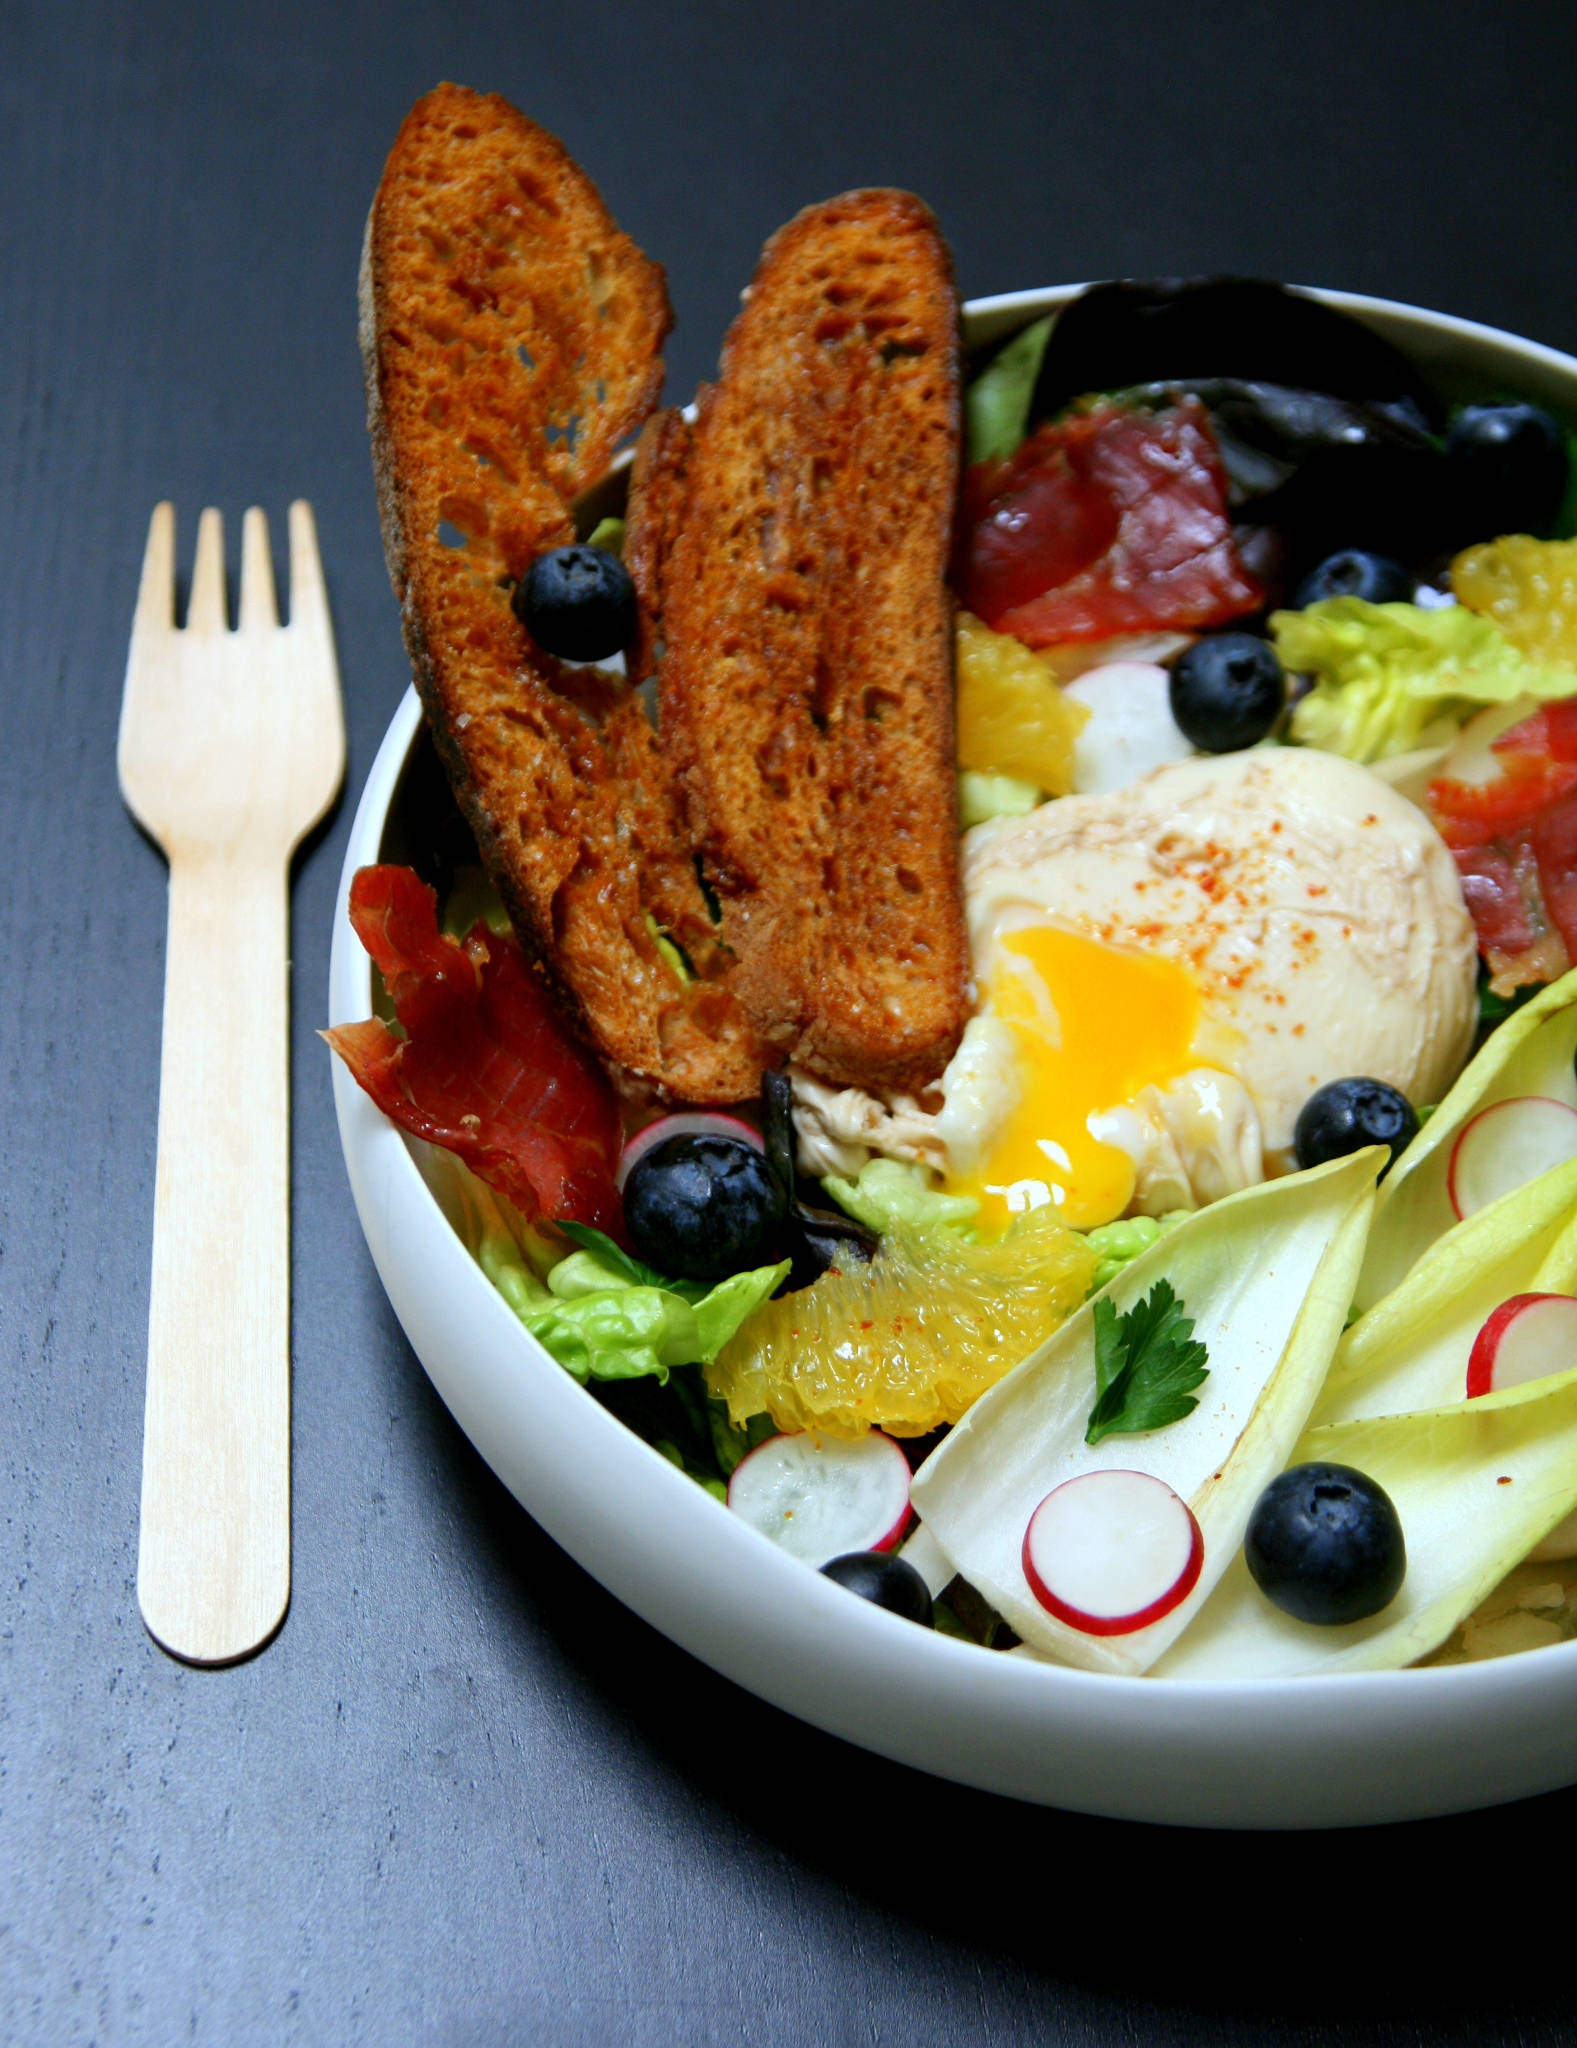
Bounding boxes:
[361,84,768,1103]
[655,191,969,1095]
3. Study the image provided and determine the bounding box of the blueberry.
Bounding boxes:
[1168,634,1286,753]
[1292,549,1414,609]
[820,1551,935,1626]
[1245,1463,1405,1625]
[512,544,637,663]
[623,1134,788,1282]
[1293,1077,1418,1176]
[1445,402,1569,540]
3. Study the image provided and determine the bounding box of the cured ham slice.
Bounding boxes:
[953,401,1264,647]
[326,865,623,1234]
[1430,699,1577,993]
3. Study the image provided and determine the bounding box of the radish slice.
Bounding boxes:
[1466,1292,1577,1397]
[617,1111,764,1191]
[1022,1470,1203,1636]
[1447,1096,1577,1220]
[727,1431,911,1565]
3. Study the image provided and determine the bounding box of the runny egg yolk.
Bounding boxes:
[944,924,1203,1232]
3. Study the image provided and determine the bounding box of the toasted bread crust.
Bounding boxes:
[623,407,692,685]
[657,191,969,1093]
[362,84,768,1103]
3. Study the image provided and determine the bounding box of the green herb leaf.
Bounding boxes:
[1085,1278,1210,1445]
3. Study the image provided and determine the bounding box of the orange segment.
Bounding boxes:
[706,1208,1095,1439]
[955,610,1087,795]
[1452,536,1577,668]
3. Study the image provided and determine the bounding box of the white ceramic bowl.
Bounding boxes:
[330,286,1577,1829]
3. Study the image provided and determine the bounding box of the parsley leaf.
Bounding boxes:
[1085,1278,1210,1446]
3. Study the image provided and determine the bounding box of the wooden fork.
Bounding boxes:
[118,502,345,1665]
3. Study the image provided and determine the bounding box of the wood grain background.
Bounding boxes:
[4,0,1577,2040]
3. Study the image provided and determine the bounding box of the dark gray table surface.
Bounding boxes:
[7,1,1577,2040]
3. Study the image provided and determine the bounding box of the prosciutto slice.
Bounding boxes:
[953,401,1264,647]
[326,865,623,1234]
[1430,699,1577,994]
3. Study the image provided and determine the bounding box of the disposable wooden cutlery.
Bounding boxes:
[118,502,345,1664]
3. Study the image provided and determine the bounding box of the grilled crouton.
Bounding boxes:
[361,84,768,1103]
[654,191,970,1095]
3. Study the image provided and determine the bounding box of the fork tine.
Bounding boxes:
[238,507,278,631]
[133,502,177,645]
[188,508,226,635]
[286,500,330,640]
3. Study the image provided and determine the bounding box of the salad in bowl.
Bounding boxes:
[330,86,1577,1823]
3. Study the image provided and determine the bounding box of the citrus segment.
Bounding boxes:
[1451,535,1577,670]
[955,610,1087,796]
[706,1208,1096,1438]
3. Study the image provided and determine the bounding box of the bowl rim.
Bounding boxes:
[329,281,1577,1827]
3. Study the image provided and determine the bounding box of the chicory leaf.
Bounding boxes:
[1355,966,1577,1309]
[1155,1367,1577,1678]
[909,1150,1381,1673]
[1317,1157,1577,1426]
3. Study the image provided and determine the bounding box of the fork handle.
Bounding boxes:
[138,850,291,1663]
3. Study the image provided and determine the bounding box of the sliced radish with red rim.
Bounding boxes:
[727,1430,912,1566]
[617,1111,764,1192]
[1447,1095,1577,1221]
[1022,1470,1203,1636]
[1466,1292,1577,1397]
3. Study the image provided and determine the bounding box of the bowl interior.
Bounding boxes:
[331,285,1577,1828]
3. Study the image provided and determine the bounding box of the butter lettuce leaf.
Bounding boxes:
[1276,597,1577,763]
[1083,1212,1189,1295]
[821,1157,979,1235]
[965,314,1054,466]
[958,769,1041,828]
[470,1184,787,1384]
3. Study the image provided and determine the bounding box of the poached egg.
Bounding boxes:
[797,746,1477,1232]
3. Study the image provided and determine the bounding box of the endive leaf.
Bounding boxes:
[909,1151,1380,1674]
[1154,1368,1577,1678]
[1356,967,1577,1309]
[1315,1157,1577,1425]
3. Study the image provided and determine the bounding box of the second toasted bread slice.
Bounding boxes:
[361,84,768,1104]
[654,191,970,1095]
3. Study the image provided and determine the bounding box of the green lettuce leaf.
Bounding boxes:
[472,1200,787,1385]
[552,1221,708,1302]
[515,1261,787,1386]
[965,314,1054,466]
[1155,1366,1577,1678]
[1276,597,1577,763]
[958,768,1042,828]
[821,1157,979,1235]
[909,1150,1382,1674]
[1083,1212,1189,1295]
[1355,966,1577,1309]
